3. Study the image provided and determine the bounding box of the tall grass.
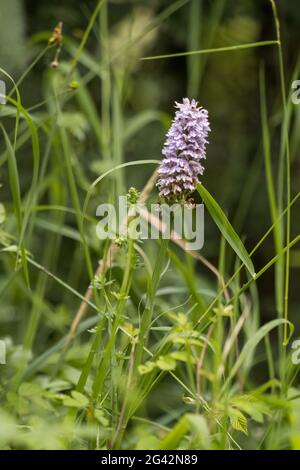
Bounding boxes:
[0,0,299,450]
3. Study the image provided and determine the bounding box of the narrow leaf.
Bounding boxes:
[197,183,255,277]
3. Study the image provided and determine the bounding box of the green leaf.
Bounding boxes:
[138,361,156,375]
[222,318,294,391]
[18,382,42,397]
[62,397,83,408]
[1,245,18,253]
[71,391,89,407]
[170,351,195,363]
[94,409,109,427]
[156,355,176,371]
[229,409,248,435]
[197,183,255,277]
[63,391,89,408]
[230,395,270,424]
[213,304,234,317]
[158,413,210,450]
[187,414,211,449]
[136,434,160,450]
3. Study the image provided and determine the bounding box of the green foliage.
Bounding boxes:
[0,0,299,451]
[197,183,255,278]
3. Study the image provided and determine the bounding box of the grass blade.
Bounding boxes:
[141,40,279,61]
[221,318,294,393]
[197,183,255,278]
[0,124,29,285]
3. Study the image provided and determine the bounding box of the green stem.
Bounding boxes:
[92,239,135,401]
[134,238,169,371]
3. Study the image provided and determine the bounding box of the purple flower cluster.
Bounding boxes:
[157,98,210,202]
